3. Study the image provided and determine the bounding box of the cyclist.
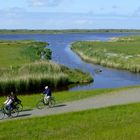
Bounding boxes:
[43,86,52,104]
[4,95,13,116]
[11,92,21,103]
[10,92,21,108]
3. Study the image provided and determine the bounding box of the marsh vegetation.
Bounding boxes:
[0,40,92,95]
[71,36,140,72]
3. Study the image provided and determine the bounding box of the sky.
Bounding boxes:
[0,0,140,29]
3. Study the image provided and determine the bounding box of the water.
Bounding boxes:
[0,33,140,90]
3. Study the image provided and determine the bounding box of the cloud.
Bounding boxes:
[133,6,140,16]
[29,0,64,7]
[0,7,26,18]
[0,11,140,29]
[112,5,118,9]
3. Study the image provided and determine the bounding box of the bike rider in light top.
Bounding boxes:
[4,95,13,116]
[43,86,52,104]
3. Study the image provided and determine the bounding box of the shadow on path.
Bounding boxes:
[16,113,32,118]
[54,104,67,108]
[22,109,33,112]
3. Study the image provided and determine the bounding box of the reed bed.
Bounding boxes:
[0,61,68,94]
[71,36,140,73]
[0,61,92,95]
[0,73,68,94]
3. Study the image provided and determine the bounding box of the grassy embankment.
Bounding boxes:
[0,40,92,95]
[0,97,140,139]
[0,85,140,139]
[71,36,140,72]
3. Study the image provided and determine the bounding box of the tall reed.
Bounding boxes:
[0,61,69,94]
[0,61,92,95]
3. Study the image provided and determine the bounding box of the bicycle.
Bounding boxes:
[36,96,55,109]
[13,101,23,112]
[0,102,23,120]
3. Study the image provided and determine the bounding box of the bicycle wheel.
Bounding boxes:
[0,110,5,120]
[36,100,45,109]
[48,98,55,108]
[11,108,19,117]
[16,103,23,112]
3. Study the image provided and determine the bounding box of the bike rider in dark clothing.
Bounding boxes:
[10,92,21,108]
[43,86,52,104]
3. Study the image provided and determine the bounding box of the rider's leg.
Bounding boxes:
[44,95,48,104]
[47,96,51,102]
[6,105,11,116]
[47,96,51,103]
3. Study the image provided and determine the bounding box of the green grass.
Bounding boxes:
[1,101,140,139]
[0,40,49,67]
[0,86,140,139]
[71,36,140,72]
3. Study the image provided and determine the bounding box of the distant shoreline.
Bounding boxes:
[0,29,140,34]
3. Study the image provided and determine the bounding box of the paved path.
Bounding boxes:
[2,87,140,120]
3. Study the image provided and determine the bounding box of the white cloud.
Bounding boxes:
[30,0,44,7]
[0,8,26,19]
[0,10,140,29]
[29,0,64,7]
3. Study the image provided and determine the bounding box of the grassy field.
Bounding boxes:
[0,100,140,139]
[71,36,140,72]
[0,40,92,95]
[0,40,50,67]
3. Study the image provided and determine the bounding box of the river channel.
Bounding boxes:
[0,33,140,91]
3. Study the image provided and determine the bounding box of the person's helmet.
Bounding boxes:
[45,86,48,89]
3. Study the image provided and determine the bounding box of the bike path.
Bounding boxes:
[2,87,140,120]
[20,88,140,118]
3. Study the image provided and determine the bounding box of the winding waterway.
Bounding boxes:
[0,33,140,91]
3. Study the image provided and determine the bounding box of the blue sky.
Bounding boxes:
[0,0,140,29]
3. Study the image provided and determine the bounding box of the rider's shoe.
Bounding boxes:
[7,113,11,117]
